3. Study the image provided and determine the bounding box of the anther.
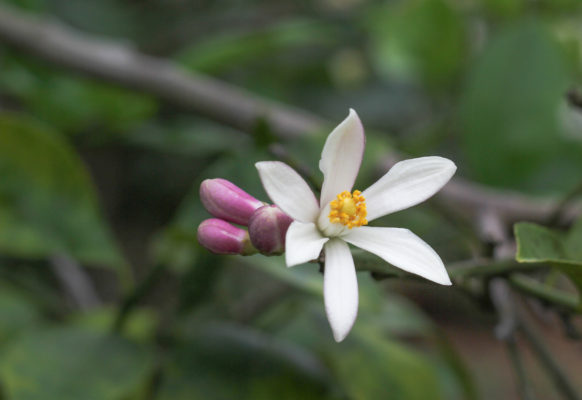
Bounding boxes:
[328,190,368,229]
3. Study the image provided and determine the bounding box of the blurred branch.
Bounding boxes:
[0,4,578,226]
[481,210,537,400]
[49,253,101,310]
[490,279,542,400]
[113,263,165,333]
[509,274,580,312]
[448,259,546,280]
[519,314,582,400]
[483,205,581,400]
[355,254,547,286]
[506,337,537,400]
[490,278,519,340]
[436,178,581,225]
[0,4,323,140]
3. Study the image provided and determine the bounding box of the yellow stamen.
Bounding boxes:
[328,190,367,229]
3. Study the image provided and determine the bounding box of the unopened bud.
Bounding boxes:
[248,205,293,255]
[197,218,257,255]
[200,179,264,225]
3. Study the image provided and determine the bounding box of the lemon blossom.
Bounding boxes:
[255,109,456,342]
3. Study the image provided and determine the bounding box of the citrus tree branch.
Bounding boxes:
[0,4,578,225]
[0,5,322,140]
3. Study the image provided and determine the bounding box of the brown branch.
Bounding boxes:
[377,158,581,225]
[0,4,579,225]
[437,178,581,225]
[0,4,323,140]
[49,253,101,310]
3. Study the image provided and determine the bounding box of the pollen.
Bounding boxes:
[328,190,368,229]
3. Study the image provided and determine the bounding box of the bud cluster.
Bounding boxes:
[197,178,293,256]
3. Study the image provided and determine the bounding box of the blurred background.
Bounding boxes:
[0,0,581,399]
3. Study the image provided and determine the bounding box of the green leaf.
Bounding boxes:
[241,255,323,296]
[482,0,525,18]
[0,114,124,268]
[71,306,157,343]
[167,145,269,231]
[0,287,42,343]
[0,56,156,135]
[2,0,45,12]
[368,0,465,88]
[176,19,337,74]
[124,118,248,157]
[515,223,568,264]
[277,302,446,400]
[47,0,138,38]
[514,222,582,306]
[0,327,153,400]
[564,217,582,261]
[461,20,570,189]
[158,323,333,400]
[327,330,445,400]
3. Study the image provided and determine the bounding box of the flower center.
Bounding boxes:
[328,190,367,229]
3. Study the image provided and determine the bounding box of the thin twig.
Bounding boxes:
[353,254,547,282]
[481,204,582,400]
[49,253,101,310]
[435,178,581,226]
[112,263,165,333]
[490,278,539,400]
[509,274,580,312]
[479,210,540,400]
[490,279,519,340]
[448,259,546,279]
[519,317,582,400]
[506,337,537,400]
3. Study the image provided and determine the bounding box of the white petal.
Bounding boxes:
[343,227,451,285]
[323,239,358,342]
[319,109,365,207]
[285,221,329,267]
[362,157,456,221]
[256,161,320,223]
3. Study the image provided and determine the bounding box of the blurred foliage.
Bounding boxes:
[158,324,334,400]
[461,20,571,189]
[0,114,124,268]
[0,327,153,400]
[368,0,465,88]
[0,0,581,399]
[515,219,582,306]
[0,55,157,136]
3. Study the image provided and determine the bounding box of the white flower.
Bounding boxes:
[256,109,456,342]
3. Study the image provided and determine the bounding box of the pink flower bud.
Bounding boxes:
[197,218,257,255]
[248,205,293,255]
[200,179,264,226]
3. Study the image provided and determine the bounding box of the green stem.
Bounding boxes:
[112,263,166,333]
[506,337,537,400]
[449,259,547,280]
[509,274,579,312]
[355,256,548,281]
[520,319,582,400]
